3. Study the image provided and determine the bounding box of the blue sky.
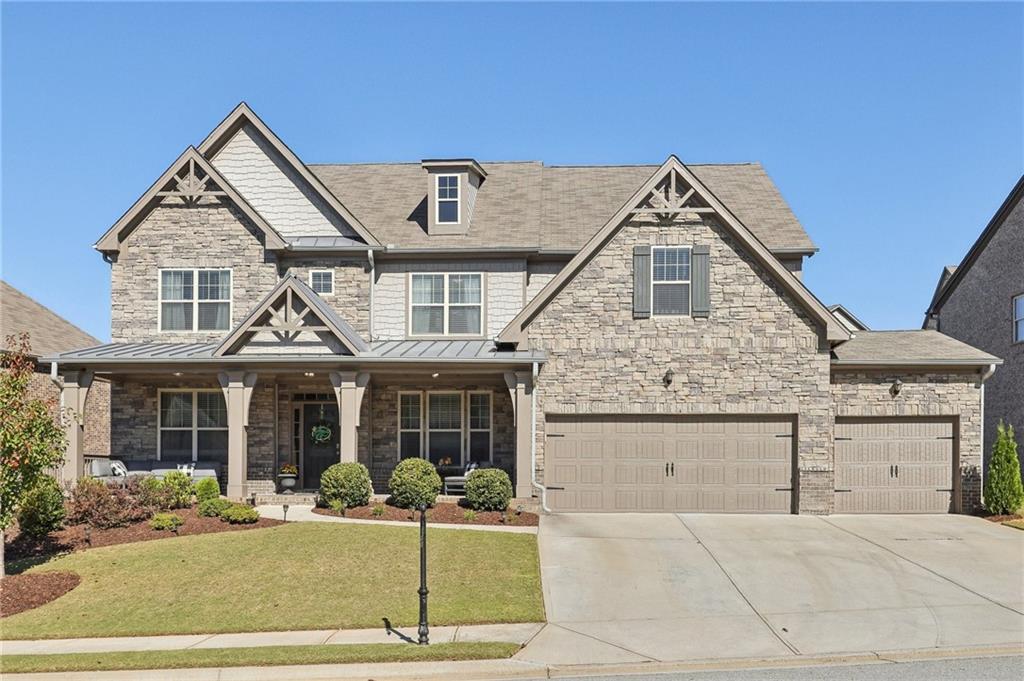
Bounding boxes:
[2,2,1021,341]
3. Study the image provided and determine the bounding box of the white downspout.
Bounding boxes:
[367,249,375,342]
[529,361,549,512]
[979,363,997,501]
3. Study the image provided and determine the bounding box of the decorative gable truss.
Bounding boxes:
[628,167,717,220]
[94,147,287,253]
[215,275,368,357]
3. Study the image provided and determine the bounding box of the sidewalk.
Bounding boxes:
[256,504,538,534]
[2,623,545,656]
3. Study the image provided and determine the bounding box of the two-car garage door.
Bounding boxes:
[545,415,794,513]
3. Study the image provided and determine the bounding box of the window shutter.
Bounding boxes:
[633,245,651,319]
[692,245,710,318]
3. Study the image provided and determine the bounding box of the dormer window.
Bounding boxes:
[436,175,460,224]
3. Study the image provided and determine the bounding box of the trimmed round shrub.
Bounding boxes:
[388,458,442,509]
[162,471,194,509]
[149,512,184,531]
[17,475,66,538]
[465,468,513,511]
[220,503,260,524]
[320,462,373,509]
[193,477,220,503]
[197,497,233,518]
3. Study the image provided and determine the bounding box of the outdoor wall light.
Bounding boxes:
[303,372,315,378]
[890,378,903,397]
[663,368,675,387]
[431,373,440,378]
[173,372,183,377]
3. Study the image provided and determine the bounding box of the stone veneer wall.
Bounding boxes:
[279,257,371,337]
[524,216,834,514]
[830,370,985,512]
[110,200,279,343]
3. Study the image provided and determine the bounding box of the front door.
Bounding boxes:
[302,403,340,489]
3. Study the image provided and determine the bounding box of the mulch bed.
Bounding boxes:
[4,507,284,564]
[979,513,1023,523]
[0,571,81,617]
[313,501,539,526]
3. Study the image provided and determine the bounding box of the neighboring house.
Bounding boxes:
[1,280,110,457]
[46,103,1000,514]
[924,175,1024,473]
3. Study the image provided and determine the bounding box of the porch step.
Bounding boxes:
[254,493,318,506]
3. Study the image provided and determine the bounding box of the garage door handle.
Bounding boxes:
[935,488,953,492]
[835,488,852,493]
[889,464,894,478]
[547,434,565,438]
[895,464,899,478]
[774,487,792,492]
[665,463,670,476]
[546,486,565,491]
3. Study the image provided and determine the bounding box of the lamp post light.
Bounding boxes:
[417,503,429,645]
[282,503,289,522]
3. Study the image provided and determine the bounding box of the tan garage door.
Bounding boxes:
[834,419,955,513]
[545,415,794,513]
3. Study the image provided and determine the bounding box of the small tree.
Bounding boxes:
[984,421,1024,515]
[0,334,67,578]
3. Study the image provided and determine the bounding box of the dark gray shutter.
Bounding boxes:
[692,245,710,318]
[633,245,651,319]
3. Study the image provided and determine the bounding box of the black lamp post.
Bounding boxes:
[417,502,429,645]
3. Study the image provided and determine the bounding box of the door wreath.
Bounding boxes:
[310,405,333,444]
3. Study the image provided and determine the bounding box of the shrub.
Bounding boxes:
[388,458,441,509]
[985,421,1024,515]
[16,475,65,538]
[197,497,233,517]
[320,462,373,509]
[149,512,184,531]
[162,471,194,509]
[462,509,477,522]
[329,499,347,515]
[193,477,220,503]
[128,476,173,513]
[465,468,513,511]
[371,504,385,517]
[67,478,149,529]
[220,503,259,524]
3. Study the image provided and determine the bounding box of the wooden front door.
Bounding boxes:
[303,403,340,489]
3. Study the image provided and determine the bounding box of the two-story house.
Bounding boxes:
[49,103,1001,515]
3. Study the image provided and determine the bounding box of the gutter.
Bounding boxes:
[530,361,549,513]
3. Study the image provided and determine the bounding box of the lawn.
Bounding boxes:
[0,642,521,674]
[1,522,544,639]
[1003,519,1024,531]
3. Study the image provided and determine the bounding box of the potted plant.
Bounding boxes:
[278,463,298,493]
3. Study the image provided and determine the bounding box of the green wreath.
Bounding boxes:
[310,423,333,444]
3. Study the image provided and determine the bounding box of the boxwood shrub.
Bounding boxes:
[465,468,513,511]
[193,477,220,503]
[17,474,66,538]
[388,458,441,509]
[197,497,233,517]
[320,462,373,509]
[149,512,184,531]
[220,503,260,524]
[162,471,194,509]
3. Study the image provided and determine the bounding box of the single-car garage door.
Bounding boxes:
[545,415,795,513]
[834,419,956,513]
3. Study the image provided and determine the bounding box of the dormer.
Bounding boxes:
[421,159,487,236]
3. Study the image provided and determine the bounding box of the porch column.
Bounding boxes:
[219,371,258,500]
[330,371,370,463]
[505,370,535,498]
[59,369,93,485]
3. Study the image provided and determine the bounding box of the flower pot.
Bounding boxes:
[278,474,298,494]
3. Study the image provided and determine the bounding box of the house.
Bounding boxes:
[46,103,1001,514]
[1,280,111,457]
[828,304,869,333]
[923,175,1024,473]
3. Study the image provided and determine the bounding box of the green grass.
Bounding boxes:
[2,522,544,640]
[1003,519,1024,531]
[0,642,521,674]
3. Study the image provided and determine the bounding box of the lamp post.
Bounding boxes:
[417,503,429,645]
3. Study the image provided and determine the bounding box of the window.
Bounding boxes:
[160,269,231,331]
[651,247,691,315]
[158,390,228,465]
[397,391,493,466]
[399,393,422,460]
[436,175,460,223]
[427,393,462,465]
[410,273,482,336]
[309,270,334,295]
[1015,294,1024,343]
[468,392,492,463]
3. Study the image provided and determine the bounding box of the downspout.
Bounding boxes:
[529,360,549,512]
[367,249,375,342]
[978,363,997,501]
[50,361,64,412]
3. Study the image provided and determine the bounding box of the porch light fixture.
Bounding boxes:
[431,373,439,379]
[173,372,183,377]
[282,503,289,522]
[890,378,903,397]
[304,372,315,378]
[663,368,674,388]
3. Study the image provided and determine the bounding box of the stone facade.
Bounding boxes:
[830,370,985,512]
[280,258,371,337]
[524,215,835,513]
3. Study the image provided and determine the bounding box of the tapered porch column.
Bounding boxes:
[59,370,93,485]
[505,370,535,498]
[329,371,370,463]
[218,371,258,500]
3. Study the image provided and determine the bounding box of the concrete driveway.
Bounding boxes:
[518,514,1024,665]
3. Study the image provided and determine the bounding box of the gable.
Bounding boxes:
[498,157,848,344]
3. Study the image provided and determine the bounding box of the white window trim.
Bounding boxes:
[650,245,692,317]
[157,267,233,333]
[396,390,494,467]
[467,390,494,464]
[398,391,423,460]
[309,269,335,296]
[435,174,461,224]
[408,272,485,337]
[1014,293,1024,344]
[156,389,228,462]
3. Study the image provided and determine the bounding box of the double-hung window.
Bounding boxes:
[651,247,691,315]
[309,270,334,295]
[399,393,423,460]
[436,175,460,223]
[160,269,231,331]
[468,392,492,463]
[427,393,462,465]
[158,390,228,465]
[396,391,493,466]
[410,273,482,336]
[1014,294,1024,343]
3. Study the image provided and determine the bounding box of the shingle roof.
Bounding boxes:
[309,161,815,252]
[831,330,1001,366]
[0,281,102,358]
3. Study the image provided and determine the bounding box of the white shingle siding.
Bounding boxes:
[211,124,356,239]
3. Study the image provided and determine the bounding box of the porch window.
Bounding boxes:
[397,391,493,467]
[410,273,482,336]
[427,393,462,465]
[398,393,422,460]
[651,247,690,315]
[468,392,492,463]
[160,269,231,331]
[158,390,228,465]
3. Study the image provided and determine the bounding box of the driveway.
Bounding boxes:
[518,514,1024,665]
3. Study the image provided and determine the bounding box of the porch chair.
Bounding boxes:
[442,462,489,495]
